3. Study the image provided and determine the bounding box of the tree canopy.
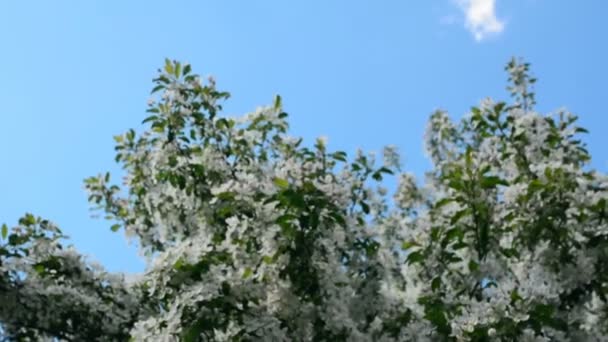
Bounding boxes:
[1,58,607,341]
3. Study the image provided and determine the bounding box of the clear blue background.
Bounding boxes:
[1,1,606,273]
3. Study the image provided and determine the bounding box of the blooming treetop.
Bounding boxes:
[1,58,607,341]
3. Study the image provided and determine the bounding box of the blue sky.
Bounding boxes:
[1,1,606,273]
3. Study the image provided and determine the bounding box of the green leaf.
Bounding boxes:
[110,224,121,232]
[480,176,508,189]
[401,240,419,250]
[215,118,230,130]
[33,264,45,275]
[360,202,370,215]
[182,320,205,342]
[372,172,383,181]
[164,58,174,75]
[152,121,166,133]
[493,102,506,115]
[510,289,522,303]
[174,62,181,78]
[279,222,296,239]
[431,277,441,292]
[377,166,394,175]
[216,192,236,201]
[273,178,289,189]
[19,213,36,226]
[151,84,164,93]
[465,146,473,168]
[448,179,464,191]
[528,179,544,193]
[468,260,479,272]
[331,151,347,162]
[443,227,463,245]
[330,212,346,226]
[1,224,7,240]
[276,213,296,225]
[242,267,253,279]
[142,115,158,124]
[406,251,424,264]
[430,226,441,242]
[450,208,472,225]
[279,189,306,209]
[113,135,124,143]
[173,258,185,270]
[422,299,449,334]
[597,198,607,210]
[434,197,455,209]
[274,95,282,110]
[8,234,21,246]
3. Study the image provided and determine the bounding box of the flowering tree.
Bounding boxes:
[1,58,607,341]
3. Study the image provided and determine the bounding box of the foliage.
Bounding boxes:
[1,58,607,341]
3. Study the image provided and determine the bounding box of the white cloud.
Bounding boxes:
[456,0,505,41]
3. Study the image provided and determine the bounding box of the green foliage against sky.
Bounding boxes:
[1,59,607,341]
